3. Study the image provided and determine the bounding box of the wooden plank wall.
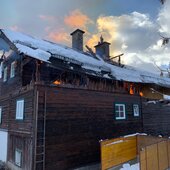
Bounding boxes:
[0,88,34,133]
[140,140,170,170]
[8,134,33,170]
[100,135,170,170]
[0,89,35,170]
[7,89,35,170]
[8,89,34,133]
[0,51,22,96]
[100,136,137,170]
[142,102,170,136]
[0,97,9,130]
[137,135,165,154]
[36,85,143,170]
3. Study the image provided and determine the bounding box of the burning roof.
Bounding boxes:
[1,29,170,88]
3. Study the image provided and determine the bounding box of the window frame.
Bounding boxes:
[115,103,126,120]
[15,148,22,167]
[0,107,2,124]
[133,104,140,117]
[10,61,15,78]
[16,99,24,120]
[3,66,7,82]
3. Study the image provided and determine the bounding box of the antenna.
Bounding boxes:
[100,35,104,43]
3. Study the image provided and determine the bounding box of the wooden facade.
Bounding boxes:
[0,87,35,170]
[142,101,170,136]
[0,29,170,170]
[0,82,143,170]
[39,85,143,169]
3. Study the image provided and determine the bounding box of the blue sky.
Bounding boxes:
[0,0,161,34]
[0,0,170,74]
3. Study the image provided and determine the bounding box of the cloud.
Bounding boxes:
[47,29,70,44]
[39,15,56,22]
[10,25,22,32]
[64,9,93,30]
[86,10,170,73]
[37,10,94,46]
[157,0,170,36]
[86,34,100,49]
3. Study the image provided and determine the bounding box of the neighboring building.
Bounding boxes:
[0,28,170,170]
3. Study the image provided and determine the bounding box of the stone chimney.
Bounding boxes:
[70,29,85,51]
[94,35,110,60]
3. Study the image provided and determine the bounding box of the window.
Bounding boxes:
[133,104,140,117]
[3,67,7,82]
[115,104,126,120]
[0,107,1,123]
[10,61,15,78]
[16,99,24,120]
[15,149,22,167]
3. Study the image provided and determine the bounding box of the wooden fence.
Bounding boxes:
[100,136,137,170]
[100,135,170,170]
[140,140,170,170]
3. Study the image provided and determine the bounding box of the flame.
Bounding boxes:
[53,80,61,85]
[140,92,143,97]
[129,84,134,95]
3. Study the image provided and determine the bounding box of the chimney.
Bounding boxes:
[94,35,110,60]
[70,29,85,51]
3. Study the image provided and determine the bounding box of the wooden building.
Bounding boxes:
[0,29,170,170]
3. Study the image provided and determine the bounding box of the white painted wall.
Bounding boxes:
[0,131,8,162]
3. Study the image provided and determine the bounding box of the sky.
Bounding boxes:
[0,0,170,74]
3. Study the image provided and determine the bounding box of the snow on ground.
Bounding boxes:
[120,163,139,170]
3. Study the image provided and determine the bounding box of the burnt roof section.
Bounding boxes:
[1,29,170,88]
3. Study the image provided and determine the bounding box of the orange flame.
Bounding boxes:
[53,80,61,85]
[129,84,134,95]
[140,92,143,97]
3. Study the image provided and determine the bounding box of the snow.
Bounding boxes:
[164,95,170,100]
[1,29,170,88]
[147,101,157,104]
[124,133,138,138]
[120,163,139,170]
[106,140,123,146]
[16,44,51,62]
[124,133,147,138]
[138,133,147,136]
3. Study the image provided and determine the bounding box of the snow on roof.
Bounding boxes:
[1,29,170,88]
[164,95,170,100]
[16,44,51,62]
